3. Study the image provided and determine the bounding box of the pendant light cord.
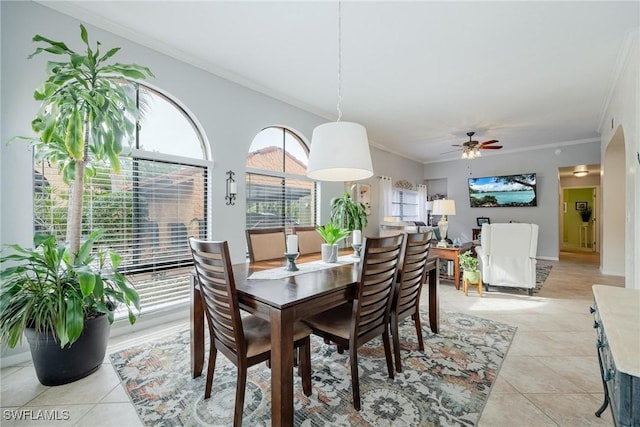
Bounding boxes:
[336,0,343,122]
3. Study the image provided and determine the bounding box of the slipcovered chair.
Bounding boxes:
[294,226,325,255]
[475,223,539,295]
[245,227,286,262]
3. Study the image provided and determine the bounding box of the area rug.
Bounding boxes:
[110,312,516,427]
[534,264,552,292]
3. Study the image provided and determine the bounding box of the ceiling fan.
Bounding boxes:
[445,131,503,159]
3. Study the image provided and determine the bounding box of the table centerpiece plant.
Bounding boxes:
[316,222,350,263]
[329,190,368,246]
[0,24,152,385]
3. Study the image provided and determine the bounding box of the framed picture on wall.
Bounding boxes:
[476,217,490,226]
[575,201,588,210]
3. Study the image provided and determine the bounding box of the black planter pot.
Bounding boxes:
[24,314,111,386]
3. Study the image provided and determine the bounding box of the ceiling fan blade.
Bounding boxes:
[441,148,462,154]
[480,139,499,145]
[451,144,463,147]
[481,145,503,150]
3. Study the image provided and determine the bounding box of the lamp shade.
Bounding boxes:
[306,121,374,182]
[432,199,456,216]
[426,201,434,211]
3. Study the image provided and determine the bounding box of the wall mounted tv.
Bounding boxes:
[468,173,537,207]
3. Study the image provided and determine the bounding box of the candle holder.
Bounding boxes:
[351,243,362,258]
[284,252,299,271]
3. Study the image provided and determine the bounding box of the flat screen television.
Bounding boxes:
[468,173,537,207]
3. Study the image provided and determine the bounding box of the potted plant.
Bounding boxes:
[330,190,368,246]
[316,222,350,263]
[1,25,151,385]
[458,251,480,284]
[578,206,592,224]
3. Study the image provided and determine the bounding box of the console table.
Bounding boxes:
[428,242,472,290]
[590,285,640,426]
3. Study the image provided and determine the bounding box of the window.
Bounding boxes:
[245,127,316,230]
[391,189,419,221]
[34,83,209,315]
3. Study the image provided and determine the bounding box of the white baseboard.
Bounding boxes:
[537,256,559,261]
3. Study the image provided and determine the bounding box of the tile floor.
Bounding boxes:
[1,250,623,426]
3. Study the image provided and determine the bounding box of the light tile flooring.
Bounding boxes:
[1,250,623,426]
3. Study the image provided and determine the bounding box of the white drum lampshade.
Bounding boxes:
[306,121,373,182]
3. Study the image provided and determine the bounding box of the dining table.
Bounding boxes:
[190,251,440,427]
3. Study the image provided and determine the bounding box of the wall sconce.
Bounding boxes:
[225,170,237,206]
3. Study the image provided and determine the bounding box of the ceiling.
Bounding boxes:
[39,1,639,164]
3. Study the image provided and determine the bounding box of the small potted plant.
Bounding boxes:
[459,251,480,284]
[578,206,592,224]
[316,222,350,263]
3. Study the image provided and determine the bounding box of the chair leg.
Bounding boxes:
[382,330,395,380]
[413,308,425,352]
[234,362,247,427]
[299,337,312,396]
[349,346,361,411]
[204,346,217,399]
[390,313,402,373]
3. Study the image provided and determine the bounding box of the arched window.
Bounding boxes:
[34,83,210,314]
[245,127,316,230]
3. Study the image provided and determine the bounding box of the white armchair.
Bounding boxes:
[475,223,539,295]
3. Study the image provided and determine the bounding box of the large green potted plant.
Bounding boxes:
[316,222,350,263]
[0,25,151,385]
[330,190,368,246]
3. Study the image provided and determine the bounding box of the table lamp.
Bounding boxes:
[432,199,456,247]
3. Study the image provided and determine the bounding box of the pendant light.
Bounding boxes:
[306,1,373,182]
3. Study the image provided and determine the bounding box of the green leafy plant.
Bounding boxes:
[330,191,368,232]
[458,251,479,272]
[2,25,151,348]
[316,222,351,246]
[0,230,140,348]
[18,24,153,258]
[578,206,592,222]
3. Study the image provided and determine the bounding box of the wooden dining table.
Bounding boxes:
[190,252,440,427]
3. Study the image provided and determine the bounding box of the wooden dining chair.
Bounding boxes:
[188,238,313,427]
[245,227,286,263]
[294,226,325,255]
[390,231,431,372]
[303,234,405,411]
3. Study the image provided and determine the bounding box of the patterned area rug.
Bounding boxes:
[110,312,516,426]
[535,264,552,292]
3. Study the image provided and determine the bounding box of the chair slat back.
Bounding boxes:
[395,232,431,317]
[189,238,244,355]
[353,235,404,341]
[245,228,286,262]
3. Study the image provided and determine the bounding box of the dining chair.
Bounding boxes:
[188,238,313,426]
[390,231,431,372]
[294,226,325,255]
[245,227,286,263]
[303,234,405,411]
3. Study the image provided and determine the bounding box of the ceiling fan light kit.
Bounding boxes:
[448,131,503,159]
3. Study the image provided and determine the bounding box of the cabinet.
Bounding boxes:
[591,285,640,426]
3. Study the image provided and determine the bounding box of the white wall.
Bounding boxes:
[424,142,602,260]
[598,29,639,288]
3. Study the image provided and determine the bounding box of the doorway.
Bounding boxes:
[558,165,601,254]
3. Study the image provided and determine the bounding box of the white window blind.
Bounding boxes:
[35,157,208,312]
[391,189,419,221]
